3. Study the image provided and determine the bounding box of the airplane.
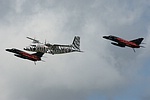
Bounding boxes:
[6,48,44,65]
[24,36,83,55]
[103,35,145,52]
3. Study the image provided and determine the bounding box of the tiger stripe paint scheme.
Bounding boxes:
[24,36,83,55]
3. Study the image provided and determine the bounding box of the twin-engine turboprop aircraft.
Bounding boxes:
[24,36,83,55]
[103,35,144,52]
[6,48,44,64]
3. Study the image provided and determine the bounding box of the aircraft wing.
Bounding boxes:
[32,52,44,57]
[111,42,125,47]
[27,37,41,43]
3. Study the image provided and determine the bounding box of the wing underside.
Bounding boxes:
[32,52,44,57]
[111,42,125,47]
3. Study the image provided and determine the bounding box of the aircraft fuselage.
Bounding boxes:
[24,44,80,55]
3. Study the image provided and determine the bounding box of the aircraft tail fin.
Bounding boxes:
[130,38,144,45]
[72,36,80,50]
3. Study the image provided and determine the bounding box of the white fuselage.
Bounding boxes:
[24,44,79,55]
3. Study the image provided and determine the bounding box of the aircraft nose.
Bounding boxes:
[6,48,15,53]
[6,49,10,51]
[103,36,108,39]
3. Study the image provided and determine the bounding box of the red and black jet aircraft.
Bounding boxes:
[6,48,44,64]
[103,35,144,52]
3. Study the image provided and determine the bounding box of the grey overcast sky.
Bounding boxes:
[1,0,150,100]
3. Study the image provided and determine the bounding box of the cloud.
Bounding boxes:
[1,0,150,100]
